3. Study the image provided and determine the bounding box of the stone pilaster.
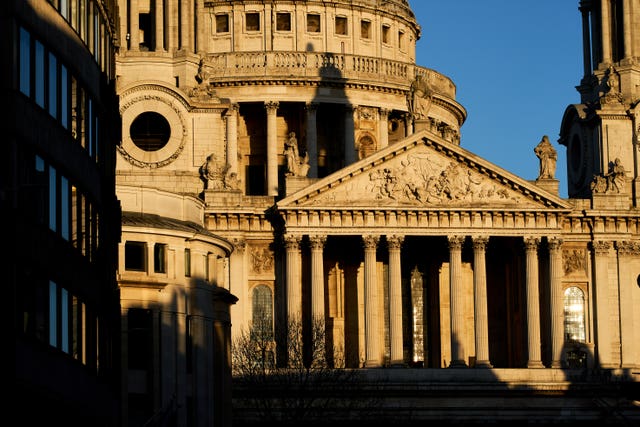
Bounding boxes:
[548,237,564,368]
[379,108,389,149]
[592,240,614,368]
[225,104,239,175]
[306,103,318,178]
[615,240,640,369]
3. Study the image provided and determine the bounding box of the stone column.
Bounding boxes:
[166,0,179,51]
[405,113,413,136]
[363,235,381,367]
[472,236,492,368]
[229,239,247,339]
[309,235,327,321]
[306,103,318,178]
[265,101,279,196]
[448,235,467,367]
[285,234,302,322]
[379,108,389,149]
[622,0,632,59]
[579,2,592,76]
[387,235,404,366]
[524,237,543,368]
[225,104,239,175]
[344,105,356,166]
[593,240,614,368]
[155,0,164,51]
[615,241,640,368]
[601,0,612,65]
[548,238,564,368]
[195,0,205,53]
[180,0,191,51]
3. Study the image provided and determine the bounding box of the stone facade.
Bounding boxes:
[115,0,640,425]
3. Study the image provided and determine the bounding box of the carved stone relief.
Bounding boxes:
[250,244,274,274]
[563,248,587,275]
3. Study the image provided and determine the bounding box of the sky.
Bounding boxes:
[408,1,584,198]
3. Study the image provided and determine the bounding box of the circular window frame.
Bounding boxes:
[119,91,187,168]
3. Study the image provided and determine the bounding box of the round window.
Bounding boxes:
[129,112,171,152]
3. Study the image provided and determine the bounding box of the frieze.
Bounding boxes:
[615,241,640,256]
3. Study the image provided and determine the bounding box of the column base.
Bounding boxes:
[527,360,545,368]
[363,360,382,368]
[474,360,493,368]
[551,361,562,368]
[448,360,468,368]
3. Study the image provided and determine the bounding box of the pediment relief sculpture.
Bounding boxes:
[302,148,527,208]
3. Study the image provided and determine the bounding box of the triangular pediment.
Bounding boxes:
[277,130,570,211]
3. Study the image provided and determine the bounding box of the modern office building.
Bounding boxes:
[114,0,639,424]
[4,0,122,425]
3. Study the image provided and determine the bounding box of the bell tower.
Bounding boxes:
[559,0,640,205]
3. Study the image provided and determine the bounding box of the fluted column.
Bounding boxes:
[195,0,205,53]
[622,0,632,59]
[524,237,543,368]
[225,104,239,175]
[579,2,592,76]
[593,240,614,368]
[129,0,140,51]
[601,0,612,65]
[344,105,356,166]
[472,236,492,368]
[309,235,327,321]
[306,103,318,178]
[180,0,192,51]
[363,235,381,367]
[285,234,302,322]
[548,238,564,368]
[448,235,467,367]
[166,0,179,51]
[387,235,404,366]
[379,108,389,149]
[265,101,279,196]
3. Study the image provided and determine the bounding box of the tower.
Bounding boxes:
[560,0,640,204]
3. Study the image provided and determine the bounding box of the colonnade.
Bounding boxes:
[282,233,566,369]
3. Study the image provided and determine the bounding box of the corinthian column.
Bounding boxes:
[524,237,543,368]
[344,105,356,166]
[306,103,318,178]
[225,104,239,175]
[387,235,404,366]
[601,0,612,65]
[548,238,564,368]
[265,101,279,196]
[472,236,492,368]
[448,235,467,367]
[285,234,302,322]
[363,235,381,367]
[309,235,327,321]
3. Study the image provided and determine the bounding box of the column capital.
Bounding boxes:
[226,103,239,114]
[386,235,404,250]
[362,235,379,250]
[471,235,489,250]
[615,240,640,256]
[379,107,390,118]
[447,235,465,250]
[524,236,540,251]
[308,235,327,250]
[305,102,319,112]
[284,234,301,249]
[548,237,563,253]
[264,101,279,113]
[231,238,246,253]
[591,240,611,254]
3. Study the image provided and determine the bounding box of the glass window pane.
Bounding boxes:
[564,287,586,342]
[184,248,191,277]
[61,288,69,353]
[19,27,31,96]
[49,281,57,347]
[35,40,45,108]
[48,53,57,118]
[49,165,57,232]
[61,176,69,240]
[252,285,273,339]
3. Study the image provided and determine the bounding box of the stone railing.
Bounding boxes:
[204,51,456,98]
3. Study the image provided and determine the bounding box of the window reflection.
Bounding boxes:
[564,286,586,342]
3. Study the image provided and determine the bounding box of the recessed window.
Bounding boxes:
[564,287,586,342]
[184,248,191,277]
[252,285,273,340]
[154,243,167,273]
[246,13,260,31]
[382,25,390,44]
[276,12,291,31]
[360,20,371,39]
[216,14,229,33]
[307,14,320,33]
[398,30,405,50]
[125,241,146,271]
[129,112,171,152]
[335,16,347,35]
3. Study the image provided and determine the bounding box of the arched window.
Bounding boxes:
[563,287,586,342]
[252,285,273,340]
